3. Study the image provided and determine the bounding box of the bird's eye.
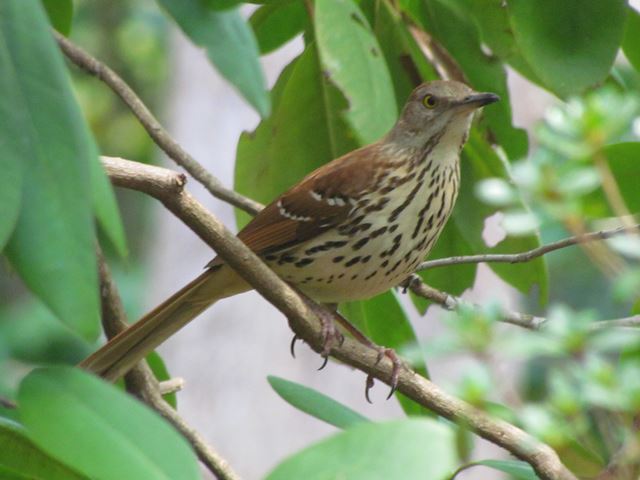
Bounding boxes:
[422,94,437,109]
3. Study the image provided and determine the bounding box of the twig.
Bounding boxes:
[417,224,640,271]
[101,156,577,480]
[54,31,262,216]
[159,378,185,395]
[96,248,240,480]
[406,275,640,332]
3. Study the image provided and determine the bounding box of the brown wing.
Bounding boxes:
[207,142,387,267]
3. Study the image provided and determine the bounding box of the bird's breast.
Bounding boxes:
[266,160,460,303]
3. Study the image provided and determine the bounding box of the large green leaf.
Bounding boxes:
[18,367,199,480]
[341,292,431,416]
[266,418,456,480]
[157,0,270,117]
[250,1,307,54]
[268,376,369,429]
[623,8,640,76]
[457,130,548,300]
[1,0,101,341]
[41,0,73,35]
[314,0,397,144]
[419,0,528,160]
[235,44,358,228]
[509,0,627,97]
[0,418,87,480]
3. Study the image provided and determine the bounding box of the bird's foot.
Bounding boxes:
[365,346,404,403]
[288,302,344,369]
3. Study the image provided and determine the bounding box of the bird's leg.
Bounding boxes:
[328,308,404,403]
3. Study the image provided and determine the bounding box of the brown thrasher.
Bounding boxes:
[81,80,499,383]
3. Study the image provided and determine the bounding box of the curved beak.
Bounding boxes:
[456,92,500,110]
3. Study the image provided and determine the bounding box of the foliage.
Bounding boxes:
[0,0,639,478]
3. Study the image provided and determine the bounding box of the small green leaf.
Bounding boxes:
[452,459,538,480]
[341,292,432,416]
[41,0,73,35]
[268,376,369,429]
[1,0,101,340]
[315,0,397,144]
[18,367,199,480]
[250,2,307,54]
[623,8,640,73]
[0,417,87,480]
[157,0,270,117]
[267,418,456,480]
[509,0,627,97]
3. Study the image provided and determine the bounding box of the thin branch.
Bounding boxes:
[159,378,185,396]
[406,275,640,332]
[54,31,262,216]
[96,247,240,480]
[418,224,640,271]
[102,156,577,480]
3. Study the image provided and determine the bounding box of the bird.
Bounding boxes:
[80,80,499,383]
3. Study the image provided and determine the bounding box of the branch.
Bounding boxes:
[54,31,262,216]
[418,224,640,271]
[96,248,240,480]
[101,156,577,480]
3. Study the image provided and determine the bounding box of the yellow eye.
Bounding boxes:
[422,94,437,109]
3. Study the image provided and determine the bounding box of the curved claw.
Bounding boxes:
[365,375,375,404]
[290,335,299,358]
[318,355,329,371]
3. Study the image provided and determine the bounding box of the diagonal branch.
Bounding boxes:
[418,224,640,271]
[54,31,262,216]
[101,155,577,480]
[96,247,240,480]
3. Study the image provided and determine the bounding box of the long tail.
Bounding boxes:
[80,265,248,382]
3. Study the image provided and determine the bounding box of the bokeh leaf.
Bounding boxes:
[314,0,397,144]
[1,0,101,341]
[41,0,73,35]
[267,418,456,480]
[0,417,86,480]
[157,0,270,117]
[623,7,640,73]
[268,376,369,429]
[509,0,627,97]
[453,459,538,480]
[341,292,431,416]
[250,1,306,55]
[18,367,199,480]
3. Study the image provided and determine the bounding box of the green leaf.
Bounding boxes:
[250,1,307,55]
[509,0,627,97]
[341,292,432,416]
[235,44,358,228]
[420,0,528,160]
[157,0,270,117]
[458,130,547,300]
[146,351,177,409]
[452,459,538,480]
[90,150,127,257]
[18,367,199,480]
[1,0,100,341]
[267,418,456,480]
[314,0,397,144]
[268,376,369,429]
[41,0,73,35]
[0,417,87,480]
[623,8,640,73]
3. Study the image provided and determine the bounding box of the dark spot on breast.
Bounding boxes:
[333,256,344,263]
[364,270,378,280]
[389,224,398,233]
[295,258,314,267]
[351,274,359,280]
[345,256,362,267]
[362,255,371,263]
[353,236,370,250]
[278,254,297,265]
[370,226,387,238]
[265,254,277,261]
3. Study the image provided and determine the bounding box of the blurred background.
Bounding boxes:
[2,1,640,478]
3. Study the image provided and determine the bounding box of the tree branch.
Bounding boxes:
[54,31,262,216]
[96,247,240,480]
[418,224,640,271]
[101,156,577,480]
